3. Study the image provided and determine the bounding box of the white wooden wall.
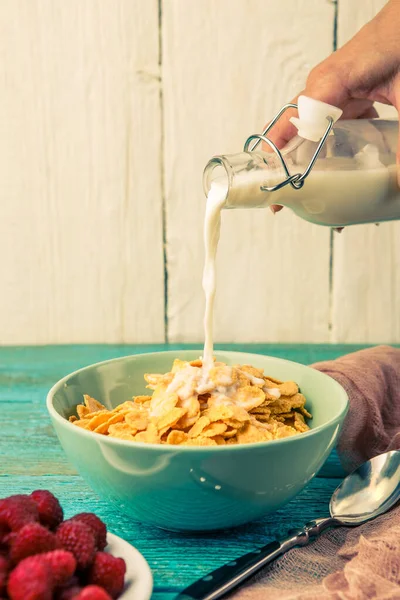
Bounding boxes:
[0,0,397,344]
[332,0,399,343]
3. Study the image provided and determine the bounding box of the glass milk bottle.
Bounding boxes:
[203,96,400,227]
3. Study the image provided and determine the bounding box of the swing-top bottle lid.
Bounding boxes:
[289,95,343,142]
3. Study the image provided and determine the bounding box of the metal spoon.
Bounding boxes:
[176,450,400,600]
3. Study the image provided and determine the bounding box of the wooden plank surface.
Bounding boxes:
[163,0,334,344]
[0,343,352,598]
[331,0,400,343]
[0,0,165,344]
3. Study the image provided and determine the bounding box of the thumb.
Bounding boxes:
[264,70,348,151]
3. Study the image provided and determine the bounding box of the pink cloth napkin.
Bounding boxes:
[313,345,400,473]
[233,345,400,599]
[233,506,400,600]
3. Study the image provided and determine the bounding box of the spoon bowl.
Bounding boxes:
[331,450,400,525]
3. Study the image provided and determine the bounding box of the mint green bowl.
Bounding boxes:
[47,351,348,532]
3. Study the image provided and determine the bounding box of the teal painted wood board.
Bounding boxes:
[0,344,380,598]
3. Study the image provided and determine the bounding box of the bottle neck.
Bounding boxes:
[203,152,281,209]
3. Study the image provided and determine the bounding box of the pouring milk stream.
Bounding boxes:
[201,96,400,371]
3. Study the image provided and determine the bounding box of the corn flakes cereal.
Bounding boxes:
[144,373,162,387]
[264,376,283,385]
[108,423,136,440]
[189,359,203,368]
[275,425,299,439]
[125,412,148,431]
[231,405,251,422]
[294,412,309,433]
[83,395,105,413]
[175,396,200,430]
[213,435,226,445]
[167,430,188,445]
[183,436,218,447]
[223,427,238,438]
[150,389,179,418]
[269,393,306,415]
[299,405,312,419]
[202,422,227,437]
[155,407,186,431]
[87,411,112,430]
[171,359,185,371]
[72,419,91,429]
[278,381,299,397]
[94,412,124,434]
[131,396,152,405]
[135,423,160,444]
[71,358,312,445]
[203,405,234,422]
[105,412,125,426]
[250,406,271,415]
[236,386,265,411]
[209,365,237,387]
[236,424,266,444]
[252,413,271,423]
[263,389,281,401]
[188,416,210,438]
[77,405,89,419]
[239,365,265,381]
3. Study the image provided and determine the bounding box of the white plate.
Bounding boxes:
[106,532,153,600]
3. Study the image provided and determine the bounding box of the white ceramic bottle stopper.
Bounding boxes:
[289,95,343,142]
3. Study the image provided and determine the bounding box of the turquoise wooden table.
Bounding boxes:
[1,343,370,599]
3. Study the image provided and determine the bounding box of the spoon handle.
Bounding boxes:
[176,517,336,600]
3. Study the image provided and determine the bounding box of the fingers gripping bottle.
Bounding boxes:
[203,96,400,227]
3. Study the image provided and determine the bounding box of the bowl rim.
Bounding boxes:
[47,349,349,453]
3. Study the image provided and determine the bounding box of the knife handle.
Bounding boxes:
[176,517,334,600]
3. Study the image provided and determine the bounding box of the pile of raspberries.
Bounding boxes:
[0,490,127,600]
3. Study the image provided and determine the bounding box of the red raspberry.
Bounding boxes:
[7,554,54,600]
[0,495,39,531]
[0,524,8,546]
[0,526,14,553]
[10,522,58,564]
[3,531,16,548]
[57,586,82,600]
[42,550,76,586]
[76,585,112,600]
[30,490,64,530]
[56,521,96,569]
[87,552,126,598]
[0,555,9,596]
[70,514,107,551]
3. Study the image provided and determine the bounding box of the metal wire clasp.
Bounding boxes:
[243,103,334,192]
